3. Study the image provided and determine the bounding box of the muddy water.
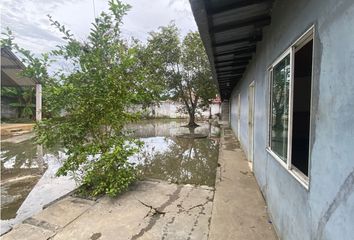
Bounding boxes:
[0,140,75,234]
[128,120,220,186]
[0,119,219,234]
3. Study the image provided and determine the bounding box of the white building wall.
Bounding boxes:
[132,101,221,119]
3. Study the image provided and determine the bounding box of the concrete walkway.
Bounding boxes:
[2,181,214,240]
[1,126,278,240]
[209,127,277,240]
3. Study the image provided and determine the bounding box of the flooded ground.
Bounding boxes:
[128,119,220,186]
[0,119,219,234]
[0,140,75,234]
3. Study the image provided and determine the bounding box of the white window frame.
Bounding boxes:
[266,26,315,189]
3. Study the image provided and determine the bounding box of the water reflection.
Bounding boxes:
[133,137,219,186]
[1,140,76,234]
[125,119,220,138]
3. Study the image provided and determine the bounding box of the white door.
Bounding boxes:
[248,82,255,170]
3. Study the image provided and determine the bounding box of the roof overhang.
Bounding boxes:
[1,47,39,87]
[190,0,274,100]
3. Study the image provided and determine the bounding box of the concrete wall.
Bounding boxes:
[132,101,221,119]
[228,0,354,239]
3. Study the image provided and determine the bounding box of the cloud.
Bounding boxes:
[0,0,197,55]
[0,0,77,54]
[121,0,197,42]
[3,13,63,43]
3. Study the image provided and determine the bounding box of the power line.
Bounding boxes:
[92,0,96,18]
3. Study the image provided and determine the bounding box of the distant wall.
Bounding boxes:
[132,101,221,119]
[220,100,229,121]
[125,119,220,138]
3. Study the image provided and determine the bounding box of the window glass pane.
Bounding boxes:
[270,54,290,162]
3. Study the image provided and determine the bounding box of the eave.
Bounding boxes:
[190,0,274,100]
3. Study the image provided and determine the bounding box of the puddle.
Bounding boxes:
[128,119,220,186]
[0,119,219,234]
[131,137,219,186]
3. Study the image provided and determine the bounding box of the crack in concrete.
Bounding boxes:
[131,185,183,240]
[177,197,212,214]
[161,216,176,240]
[138,200,166,218]
[206,215,212,239]
[316,169,354,240]
[23,218,59,232]
[162,187,194,240]
[47,197,97,239]
[187,198,209,240]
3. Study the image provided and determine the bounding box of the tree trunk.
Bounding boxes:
[274,112,283,129]
[187,110,198,127]
[188,126,196,135]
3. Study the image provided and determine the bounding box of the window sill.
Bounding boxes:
[266,147,309,191]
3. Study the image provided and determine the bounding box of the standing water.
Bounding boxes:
[0,138,75,234]
[128,119,220,186]
[0,119,220,234]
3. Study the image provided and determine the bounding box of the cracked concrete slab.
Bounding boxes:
[54,181,213,240]
[2,180,214,240]
[33,196,96,228]
[1,223,55,240]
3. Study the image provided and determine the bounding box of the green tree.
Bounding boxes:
[1,0,160,197]
[1,86,35,120]
[146,24,217,127]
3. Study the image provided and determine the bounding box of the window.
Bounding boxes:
[269,54,291,162]
[268,27,314,185]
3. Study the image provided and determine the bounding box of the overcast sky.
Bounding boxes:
[0,0,197,56]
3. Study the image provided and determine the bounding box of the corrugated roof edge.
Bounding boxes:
[189,0,221,98]
[1,47,41,85]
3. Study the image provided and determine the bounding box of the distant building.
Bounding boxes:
[191,0,354,239]
[1,47,42,121]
